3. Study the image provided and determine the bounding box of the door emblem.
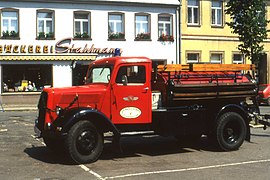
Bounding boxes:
[120,107,141,119]
[123,96,139,102]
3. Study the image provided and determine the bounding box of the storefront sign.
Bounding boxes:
[0,38,122,55]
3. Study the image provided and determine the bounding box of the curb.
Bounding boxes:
[1,106,37,112]
[249,124,265,128]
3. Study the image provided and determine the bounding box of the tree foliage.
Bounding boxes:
[225,0,269,63]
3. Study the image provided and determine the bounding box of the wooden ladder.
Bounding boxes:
[157,64,255,72]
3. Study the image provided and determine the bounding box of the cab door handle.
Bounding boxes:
[144,87,149,91]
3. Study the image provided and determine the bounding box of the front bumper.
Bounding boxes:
[34,118,67,139]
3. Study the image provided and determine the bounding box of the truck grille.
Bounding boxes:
[37,91,48,131]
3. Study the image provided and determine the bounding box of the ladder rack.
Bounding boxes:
[157,64,255,72]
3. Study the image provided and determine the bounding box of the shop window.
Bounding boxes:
[74,11,91,39]
[186,52,200,63]
[158,14,173,42]
[108,13,125,40]
[37,10,55,39]
[135,13,151,40]
[211,1,223,27]
[1,9,19,39]
[187,0,200,25]
[210,52,223,64]
[233,54,244,64]
[72,64,89,86]
[3,65,52,93]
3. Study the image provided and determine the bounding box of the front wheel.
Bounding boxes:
[65,120,104,164]
[215,112,247,151]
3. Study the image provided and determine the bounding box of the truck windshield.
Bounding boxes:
[85,66,111,84]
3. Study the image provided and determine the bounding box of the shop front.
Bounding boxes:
[0,0,180,107]
[0,39,120,107]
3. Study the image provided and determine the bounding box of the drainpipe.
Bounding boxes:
[177,0,182,64]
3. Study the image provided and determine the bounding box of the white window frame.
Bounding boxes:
[135,14,150,35]
[186,52,200,63]
[158,14,173,36]
[37,11,54,35]
[74,12,91,36]
[1,11,18,34]
[232,53,244,64]
[108,13,123,34]
[210,52,223,64]
[211,1,223,26]
[187,0,200,25]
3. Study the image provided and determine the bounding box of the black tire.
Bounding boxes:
[215,112,246,151]
[65,120,104,164]
[43,137,64,153]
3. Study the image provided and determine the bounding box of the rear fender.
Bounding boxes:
[216,104,251,141]
[54,108,120,138]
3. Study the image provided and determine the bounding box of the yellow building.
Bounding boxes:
[180,0,270,84]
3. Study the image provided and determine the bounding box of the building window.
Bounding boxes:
[210,52,223,64]
[37,10,54,39]
[186,52,200,63]
[1,9,19,38]
[3,65,52,93]
[74,12,91,39]
[108,13,125,40]
[233,54,244,64]
[158,14,173,42]
[211,1,223,26]
[135,14,151,40]
[187,0,200,25]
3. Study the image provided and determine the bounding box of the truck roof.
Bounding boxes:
[92,56,152,66]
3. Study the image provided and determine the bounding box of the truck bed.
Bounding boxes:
[152,70,257,103]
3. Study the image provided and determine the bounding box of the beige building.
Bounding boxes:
[180,0,270,84]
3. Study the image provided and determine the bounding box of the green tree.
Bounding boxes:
[225,0,269,64]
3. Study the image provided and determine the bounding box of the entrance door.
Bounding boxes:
[111,64,151,124]
[72,64,88,86]
[258,54,267,84]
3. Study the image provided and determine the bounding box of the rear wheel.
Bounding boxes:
[215,112,246,151]
[65,120,104,164]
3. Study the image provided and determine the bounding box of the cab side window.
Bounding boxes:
[116,65,146,83]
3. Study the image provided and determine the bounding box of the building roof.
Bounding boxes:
[4,0,180,6]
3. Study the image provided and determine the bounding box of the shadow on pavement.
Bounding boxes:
[251,133,270,138]
[24,135,221,164]
[24,146,74,165]
[100,135,221,160]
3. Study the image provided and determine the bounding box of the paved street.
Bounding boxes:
[0,108,270,180]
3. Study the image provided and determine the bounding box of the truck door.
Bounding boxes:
[111,63,151,124]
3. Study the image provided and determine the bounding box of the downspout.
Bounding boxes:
[177,0,182,64]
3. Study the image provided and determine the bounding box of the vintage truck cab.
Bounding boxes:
[35,56,261,164]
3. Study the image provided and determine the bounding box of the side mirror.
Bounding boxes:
[121,75,128,86]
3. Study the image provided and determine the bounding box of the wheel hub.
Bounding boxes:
[77,130,96,155]
[224,125,239,144]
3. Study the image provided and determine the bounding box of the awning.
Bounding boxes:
[0,55,97,61]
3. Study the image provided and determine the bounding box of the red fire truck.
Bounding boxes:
[35,56,264,164]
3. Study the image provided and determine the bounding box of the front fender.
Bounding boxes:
[53,107,120,137]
